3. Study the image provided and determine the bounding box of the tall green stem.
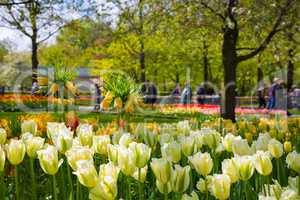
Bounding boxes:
[52,175,58,200]
[30,159,37,200]
[127,177,131,200]
[138,168,143,200]
[276,159,281,184]
[15,166,20,200]
[0,171,5,199]
[76,178,80,200]
[298,175,300,195]
[67,162,73,199]
[164,194,168,200]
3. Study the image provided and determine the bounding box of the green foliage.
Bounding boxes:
[103,72,138,102]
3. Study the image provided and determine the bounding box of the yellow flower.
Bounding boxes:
[156,180,172,194]
[182,191,199,200]
[93,135,111,155]
[222,133,235,152]
[114,97,123,110]
[284,141,292,153]
[235,156,254,181]
[65,146,94,171]
[77,124,94,147]
[21,120,38,135]
[129,142,151,168]
[232,137,251,156]
[268,139,283,159]
[131,166,148,183]
[89,176,118,200]
[209,174,231,200]
[181,136,196,157]
[37,145,63,175]
[253,151,273,176]
[171,165,190,193]
[0,146,5,171]
[161,141,181,163]
[286,151,300,174]
[0,128,7,144]
[189,152,213,176]
[5,139,26,165]
[151,158,172,184]
[73,160,99,188]
[107,144,118,164]
[117,146,136,176]
[24,136,45,158]
[222,158,239,183]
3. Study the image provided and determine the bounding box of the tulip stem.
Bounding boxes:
[66,163,73,199]
[52,175,58,200]
[127,177,131,200]
[0,171,5,199]
[138,168,144,200]
[15,166,20,200]
[298,175,300,195]
[164,194,168,200]
[276,159,281,184]
[76,178,80,200]
[29,159,37,200]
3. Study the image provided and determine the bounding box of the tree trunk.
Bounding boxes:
[203,40,209,83]
[140,49,145,83]
[287,48,294,91]
[31,34,39,84]
[257,56,263,84]
[221,1,239,122]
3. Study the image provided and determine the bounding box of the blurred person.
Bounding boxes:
[31,81,40,95]
[196,84,205,104]
[267,78,279,109]
[94,79,102,111]
[148,82,157,107]
[171,82,181,96]
[257,87,266,108]
[180,81,193,104]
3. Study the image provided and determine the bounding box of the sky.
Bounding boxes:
[0,28,32,51]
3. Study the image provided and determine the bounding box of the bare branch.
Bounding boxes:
[238,0,295,62]
[0,0,32,6]
[200,1,225,22]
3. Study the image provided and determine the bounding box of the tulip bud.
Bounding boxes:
[99,163,120,182]
[52,125,73,154]
[268,139,283,159]
[107,144,118,165]
[253,151,273,176]
[201,128,221,149]
[141,131,157,149]
[286,151,300,174]
[182,191,199,200]
[151,158,172,184]
[89,176,118,200]
[0,146,5,171]
[156,180,172,194]
[37,145,63,175]
[93,135,111,155]
[171,165,190,193]
[159,134,174,146]
[196,178,207,193]
[24,136,45,158]
[222,159,239,183]
[132,166,148,183]
[222,133,235,152]
[209,174,231,200]
[77,124,94,147]
[114,97,123,110]
[181,136,196,157]
[190,131,203,150]
[119,133,133,147]
[117,146,136,176]
[0,128,7,144]
[65,146,94,170]
[189,152,213,176]
[21,120,37,135]
[256,133,270,152]
[284,141,292,153]
[5,139,26,165]
[232,137,251,156]
[161,141,181,163]
[235,156,254,181]
[129,142,151,168]
[73,160,99,188]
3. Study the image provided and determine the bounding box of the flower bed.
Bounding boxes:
[0,116,299,199]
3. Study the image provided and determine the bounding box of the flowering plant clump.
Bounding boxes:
[0,117,299,200]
